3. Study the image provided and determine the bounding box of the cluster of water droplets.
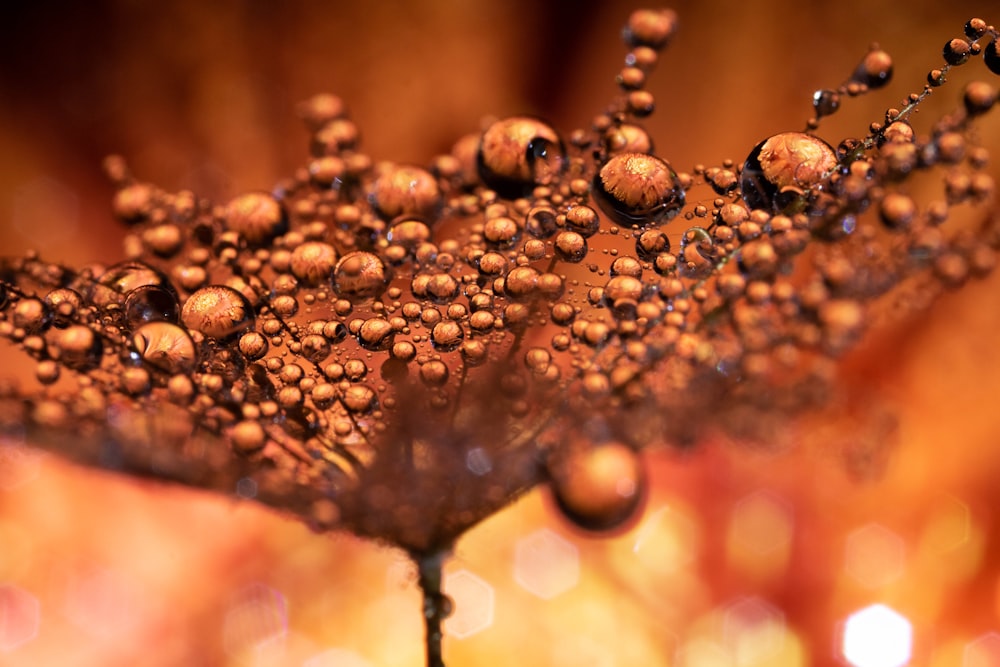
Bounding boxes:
[1,10,999,561]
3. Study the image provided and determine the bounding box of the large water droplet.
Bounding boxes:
[225,192,287,245]
[181,285,255,339]
[131,321,198,373]
[740,132,837,211]
[477,117,565,198]
[369,165,441,220]
[548,441,646,532]
[593,153,684,226]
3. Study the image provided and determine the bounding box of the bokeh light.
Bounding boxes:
[841,604,913,667]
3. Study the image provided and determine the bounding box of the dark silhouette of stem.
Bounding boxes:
[416,550,451,667]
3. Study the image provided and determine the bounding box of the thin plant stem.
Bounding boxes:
[416,549,451,667]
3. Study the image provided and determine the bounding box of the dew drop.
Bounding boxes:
[986,39,1000,75]
[851,47,893,89]
[181,285,255,339]
[593,152,685,226]
[225,192,287,246]
[11,298,50,333]
[131,321,198,373]
[964,81,997,116]
[357,317,394,351]
[238,331,268,360]
[56,325,103,370]
[554,231,588,262]
[95,261,172,308]
[943,38,972,66]
[548,441,646,532]
[740,132,837,211]
[333,251,389,301]
[231,420,267,455]
[290,241,338,286]
[477,117,566,197]
[622,8,678,50]
[812,89,841,119]
[525,206,559,238]
[124,284,180,329]
[369,165,441,219]
[342,385,376,413]
[430,320,464,352]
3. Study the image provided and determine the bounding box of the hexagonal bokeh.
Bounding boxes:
[514,528,580,600]
[722,597,786,665]
[841,604,912,667]
[964,632,1000,667]
[443,569,494,639]
[729,490,794,556]
[0,584,40,652]
[845,523,906,588]
[222,583,289,657]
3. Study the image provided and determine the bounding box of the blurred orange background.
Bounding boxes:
[2,1,1000,665]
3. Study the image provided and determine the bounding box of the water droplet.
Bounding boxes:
[419,360,449,386]
[635,229,670,261]
[879,193,916,229]
[181,285,255,339]
[812,89,841,119]
[525,206,559,238]
[131,321,197,373]
[851,47,893,89]
[342,385,376,413]
[548,441,646,532]
[740,132,837,211]
[11,298,50,333]
[482,216,520,248]
[56,325,103,370]
[387,218,432,250]
[964,81,997,116]
[357,317,394,351]
[369,165,440,219]
[124,284,180,329]
[477,117,565,197]
[985,39,1000,75]
[431,320,464,352]
[290,242,338,286]
[238,332,268,360]
[225,192,287,245]
[604,123,654,156]
[622,8,678,50]
[504,266,540,300]
[943,38,972,66]
[111,183,153,223]
[554,231,588,263]
[95,261,172,308]
[593,153,685,226]
[333,252,388,301]
[231,420,267,455]
[966,18,988,39]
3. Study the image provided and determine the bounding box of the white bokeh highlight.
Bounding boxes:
[841,604,912,667]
